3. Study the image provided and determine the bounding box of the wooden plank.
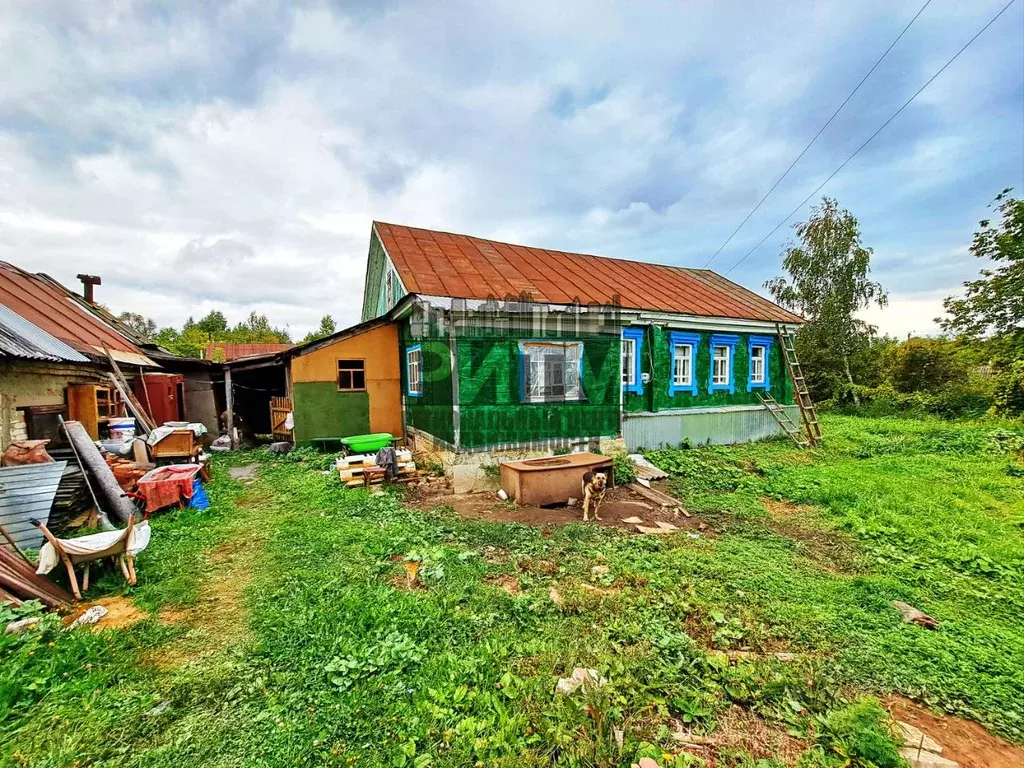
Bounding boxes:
[102,345,156,431]
[66,384,99,440]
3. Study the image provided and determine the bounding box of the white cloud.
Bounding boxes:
[0,0,1019,338]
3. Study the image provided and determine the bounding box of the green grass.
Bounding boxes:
[1,415,1022,767]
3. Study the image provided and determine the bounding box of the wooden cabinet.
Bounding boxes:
[67,384,126,439]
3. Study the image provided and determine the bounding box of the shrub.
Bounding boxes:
[613,453,638,485]
[812,698,905,768]
[993,359,1024,417]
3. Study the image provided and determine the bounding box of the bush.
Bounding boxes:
[882,338,964,394]
[613,453,637,486]
[812,698,905,768]
[825,383,993,419]
[993,360,1024,417]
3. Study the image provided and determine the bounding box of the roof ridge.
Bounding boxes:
[374,221,718,276]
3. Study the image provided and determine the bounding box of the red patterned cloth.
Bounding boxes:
[137,465,201,514]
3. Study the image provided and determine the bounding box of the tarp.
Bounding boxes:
[36,520,151,575]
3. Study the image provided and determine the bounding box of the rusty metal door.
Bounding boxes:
[270,397,293,440]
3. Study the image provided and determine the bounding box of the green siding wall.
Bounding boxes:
[623,327,792,413]
[400,335,455,447]
[457,336,621,449]
[293,382,370,444]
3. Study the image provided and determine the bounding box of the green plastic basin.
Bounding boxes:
[340,433,395,454]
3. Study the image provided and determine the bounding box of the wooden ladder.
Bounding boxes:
[774,324,822,447]
[756,392,809,447]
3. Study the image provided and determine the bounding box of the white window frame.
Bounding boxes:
[673,343,693,387]
[750,345,766,385]
[712,345,731,386]
[520,341,584,403]
[406,346,422,396]
[384,269,394,309]
[622,337,636,388]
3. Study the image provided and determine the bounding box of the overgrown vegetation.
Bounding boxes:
[2,415,1023,766]
[771,191,1023,419]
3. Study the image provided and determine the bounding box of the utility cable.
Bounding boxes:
[704,0,937,268]
[722,0,1018,276]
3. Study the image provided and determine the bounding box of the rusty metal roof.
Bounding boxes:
[204,343,294,361]
[0,262,156,366]
[374,222,802,324]
[0,303,90,363]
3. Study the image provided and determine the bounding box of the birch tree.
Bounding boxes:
[765,197,887,404]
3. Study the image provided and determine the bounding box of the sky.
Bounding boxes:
[1,1,1022,341]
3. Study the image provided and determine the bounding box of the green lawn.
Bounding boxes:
[2,415,1022,767]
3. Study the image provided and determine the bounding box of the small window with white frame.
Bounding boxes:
[750,345,766,385]
[406,345,422,396]
[520,341,583,403]
[621,336,636,388]
[712,345,731,386]
[673,343,693,387]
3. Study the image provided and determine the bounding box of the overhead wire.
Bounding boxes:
[702,0,935,268]
[722,0,1019,277]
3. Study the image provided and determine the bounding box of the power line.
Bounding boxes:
[722,0,1019,277]
[702,0,935,268]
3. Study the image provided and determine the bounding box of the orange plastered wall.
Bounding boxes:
[289,323,403,437]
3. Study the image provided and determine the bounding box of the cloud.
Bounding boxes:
[0,0,1020,338]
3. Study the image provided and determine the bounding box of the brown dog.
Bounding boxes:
[581,471,607,521]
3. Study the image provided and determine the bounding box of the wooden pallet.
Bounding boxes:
[337,450,416,487]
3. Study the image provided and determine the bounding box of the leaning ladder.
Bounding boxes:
[773,324,822,447]
[756,391,809,448]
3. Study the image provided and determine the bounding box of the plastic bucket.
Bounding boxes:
[109,417,136,441]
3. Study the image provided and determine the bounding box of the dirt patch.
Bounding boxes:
[148,531,267,669]
[761,497,862,573]
[65,595,149,631]
[673,705,808,766]
[486,574,522,595]
[886,697,1024,768]
[412,484,703,533]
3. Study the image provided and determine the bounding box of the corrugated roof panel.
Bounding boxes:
[0,462,67,550]
[0,262,153,362]
[0,304,90,362]
[374,223,803,324]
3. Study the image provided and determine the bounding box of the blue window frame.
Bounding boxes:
[747,335,774,391]
[708,334,739,394]
[621,327,645,395]
[668,331,700,397]
[405,345,423,397]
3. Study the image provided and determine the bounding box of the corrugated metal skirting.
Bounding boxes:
[623,406,801,450]
[0,461,67,550]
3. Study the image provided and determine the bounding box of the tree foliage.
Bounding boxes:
[300,315,337,345]
[142,309,291,358]
[765,197,887,401]
[941,189,1024,356]
[116,312,157,340]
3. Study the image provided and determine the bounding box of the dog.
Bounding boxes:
[581,471,608,522]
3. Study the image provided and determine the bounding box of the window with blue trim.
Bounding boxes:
[621,328,645,394]
[518,341,584,403]
[405,345,423,396]
[668,331,700,396]
[708,334,739,394]
[747,335,774,391]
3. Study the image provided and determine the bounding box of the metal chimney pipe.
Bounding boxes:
[76,273,101,303]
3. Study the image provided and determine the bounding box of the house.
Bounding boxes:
[0,263,159,447]
[357,223,803,475]
[216,317,402,446]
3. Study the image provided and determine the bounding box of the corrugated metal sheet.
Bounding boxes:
[374,222,803,324]
[623,406,801,450]
[204,342,294,361]
[0,303,90,362]
[0,261,155,364]
[0,461,67,550]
